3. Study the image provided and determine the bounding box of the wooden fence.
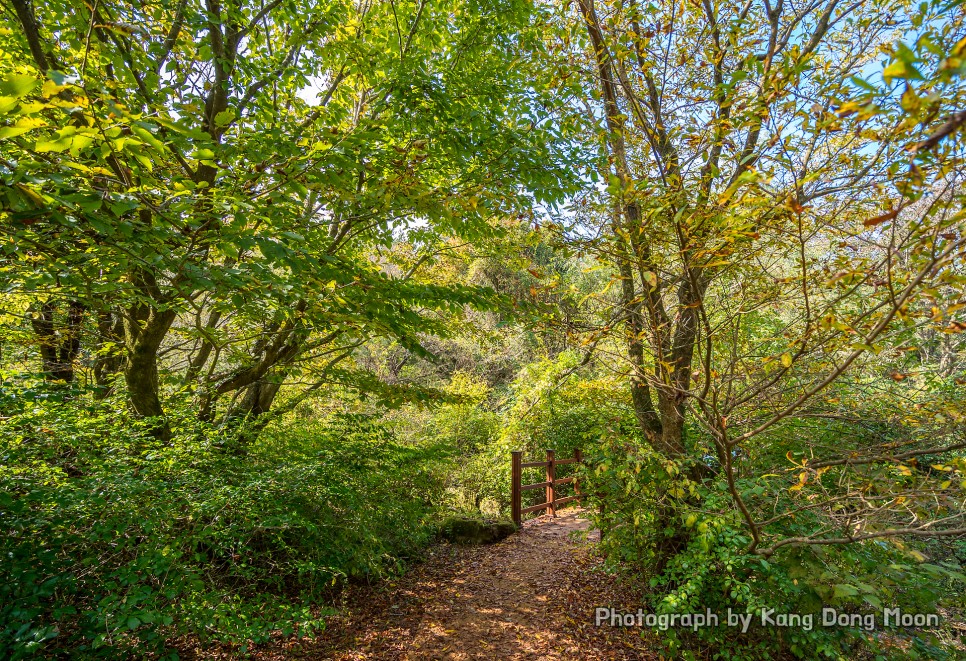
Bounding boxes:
[511,449,583,527]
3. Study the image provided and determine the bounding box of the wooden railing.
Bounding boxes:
[511,449,583,527]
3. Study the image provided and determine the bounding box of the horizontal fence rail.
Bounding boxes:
[511,449,583,527]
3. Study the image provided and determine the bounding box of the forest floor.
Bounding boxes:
[179,508,660,659]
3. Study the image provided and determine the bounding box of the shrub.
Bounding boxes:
[584,429,965,660]
[1,389,443,659]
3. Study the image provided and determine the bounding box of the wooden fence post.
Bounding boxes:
[511,451,522,527]
[574,448,582,497]
[546,449,556,517]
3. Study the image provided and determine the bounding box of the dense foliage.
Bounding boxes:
[1,389,445,657]
[2,0,966,658]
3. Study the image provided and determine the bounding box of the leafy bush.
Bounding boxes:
[0,389,443,659]
[584,429,966,660]
[390,356,633,518]
[475,352,635,514]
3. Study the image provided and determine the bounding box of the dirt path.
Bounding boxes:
[311,508,657,660]
[178,508,658,659]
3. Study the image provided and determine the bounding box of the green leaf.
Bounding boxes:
[883,60,924,81]
[849,75,877,92]
[35,137,71,153]
[131,125,165,152]
[214,109,236,128]
[863,594,882,609]
[0,96,20,114]
[0,74,38,98]
[0,126,32,139]
[833,584,859,599]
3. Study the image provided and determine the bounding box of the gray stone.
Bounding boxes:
[439,516,518,545]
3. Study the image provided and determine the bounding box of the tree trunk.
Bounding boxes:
[29,301,84,383]
[93,310,124,395]
[579,0,681,457]
[123,305,177,442]
[219,376,285,453]
[11,0,53,72]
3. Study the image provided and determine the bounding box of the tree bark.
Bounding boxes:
[29,301,84,383]
[93,310,124,394]
[11,0,53,72]
[122,268,177,441]
[578,0,681,456]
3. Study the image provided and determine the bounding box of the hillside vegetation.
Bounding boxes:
[2,0,966,658]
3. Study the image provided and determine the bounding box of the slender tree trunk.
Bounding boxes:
[93,310,124,394]
[579,0,678,456]
[29,301,84,383]
[218,376,285,453]
[614,219,664,446]
[11,0,53,72]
